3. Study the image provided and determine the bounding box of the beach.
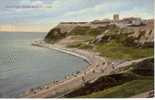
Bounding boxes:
[23,41,113,98]
[23,40,151,98]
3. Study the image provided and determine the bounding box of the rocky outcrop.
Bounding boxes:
[131,29,154,47]
[93,22,154,47]
[44,22,89,43]
[44,28,67,43]
[44,22,80,43]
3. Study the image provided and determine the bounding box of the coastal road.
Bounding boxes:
[24,42,153,98]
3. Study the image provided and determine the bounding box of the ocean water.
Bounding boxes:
[0,32,88,98]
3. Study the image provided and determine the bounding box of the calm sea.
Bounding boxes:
[0,32,88,98]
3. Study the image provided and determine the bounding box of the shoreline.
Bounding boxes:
[32,41,92,65]
[23,40,109,98]
[23,40,152,98]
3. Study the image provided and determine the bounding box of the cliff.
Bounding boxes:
[44,19,154,47]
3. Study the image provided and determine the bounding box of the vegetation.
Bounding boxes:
[67,42,93,49]
[95,40,154,60]
[64,73,139,97]
[69,26,108,36]
[131,58,154,76]
[44,28,67,43]
[63,25,153,60]
[64,58,154,98]
[80,79,154,98]
[44,22,154,98]
[70,26,91,35]
[44,25,153,60]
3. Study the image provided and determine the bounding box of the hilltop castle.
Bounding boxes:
[59,14,144,28]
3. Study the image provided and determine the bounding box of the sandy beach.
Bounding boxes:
[23,40,151,98]
[23,41,112,98]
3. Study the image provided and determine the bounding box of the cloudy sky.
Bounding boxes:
[0,0,154,32]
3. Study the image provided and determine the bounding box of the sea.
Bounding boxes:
[0,32,88,98]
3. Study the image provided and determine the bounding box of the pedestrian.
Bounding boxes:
[112,62,115,69]
[82,76,85,82]
[92,69,95,73]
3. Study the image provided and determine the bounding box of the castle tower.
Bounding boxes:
[113,14,119,21]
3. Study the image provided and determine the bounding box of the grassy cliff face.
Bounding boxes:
[44,25,106,43]
[69,26,107,36]
[44,23,154,98]
[80,80,153,98]
[68,25,153,60]
[94,41,153,60]
[44,28,67,43]
[44,24,154,60]
[64,58,154,98]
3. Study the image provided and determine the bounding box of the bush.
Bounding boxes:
[67,42,93,49]
[95,40,154,60]
[70,26,91,35]
[131,58,154,76]
[64,73,138,97]
[44,28,67,43]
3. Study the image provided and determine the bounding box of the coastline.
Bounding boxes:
[23,40,110,98]
[23,40,152,98]
[32,41,92,65]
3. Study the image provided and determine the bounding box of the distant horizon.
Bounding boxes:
[0,0,154,32]
[0,30,48,33]
[0,16,154,32]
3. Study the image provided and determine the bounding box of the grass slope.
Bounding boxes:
[64,58,154,98]
[95,40,154,60]
[80,79,154,98]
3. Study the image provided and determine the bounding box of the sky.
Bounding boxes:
[0,0,154,32]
